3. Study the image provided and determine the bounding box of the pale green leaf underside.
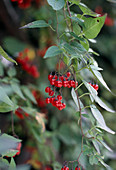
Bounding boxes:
[0,46,17,65]
[44,46,62,58]
[47,0,65,10]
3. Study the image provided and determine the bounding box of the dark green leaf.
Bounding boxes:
[0,46,17,65]
[20,20,50,29]
[7,67,16,77]
[0,102,18,113]
[47,0,65,10]
[22,87,37,104]
[0,86,14,106]
[11,83,26,100]
[44,46,62,58]
[0,62,4,76]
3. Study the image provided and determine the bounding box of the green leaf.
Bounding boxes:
[79,3,100,17]
[83,15,106,39]
[21,107,37,115]
[0,46,17,65]
[7,67,16,77]
[47,0,65,10]
[0,159,9,169]
[4,150,18,157]
[43,46,62,58]
[68,0,80,5]
[0,102,18,113]
[90,105,115,134]
[3,37,27,55]
[22,87,37,104]
[8,158,16,170]
[0,133,21,156]
[90,65,111,93]
[92,140,100,154]
[20,20,50,29]
[83,145,93,155]
[71,88,84,111]
[89,155,98,165]
[0,62,4,76]
[0,86,14,106]
[11,83,26,100]
[69,16,84,27]
[83,80,115,113]
[100,141,113,152]
[70,32,86,42]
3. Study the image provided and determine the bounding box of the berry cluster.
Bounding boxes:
[17,49,39,78]
[89,83,99,91]
[15,107,29,119]
[45,71,78,110]
[48,71,78,88]
[61,165,80,170]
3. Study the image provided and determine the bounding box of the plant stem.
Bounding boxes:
[79,92,90,99]
[56,11,59,42]
[11,111,17,138]
[67,1,73,31]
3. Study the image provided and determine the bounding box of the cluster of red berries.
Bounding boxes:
[17,49,39,78]
[89,83,99,91]
[45,71,78,110]
[15,107,29,119]
[61,165,80,170]
[48,71,78,88]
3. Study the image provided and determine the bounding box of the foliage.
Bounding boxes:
[0,0,116,170]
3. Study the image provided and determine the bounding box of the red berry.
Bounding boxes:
[45,87,51,93]
[63,80,69,87]
[57,95,62,101]
[55,80,62,87]
[48,74,53,81]
[66,72,71,77]
[46,98,50,104]
[50,78,56,85]
[62,103,66,109]
[95,84,99,91]
[64,166,69,170]
[50,97,55,103]
[49,90,54,96]
[75,166,81,170]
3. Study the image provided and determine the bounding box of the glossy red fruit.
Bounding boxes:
[95,84,99,91]
[62,103,66,109]
[64,166,69,170]
[75,166,81,170]
[46,98,50,104]
[54,80,62,87]
[48,74,53,81]
[49,90,54,96]
[57,95,62,101]
[63,80,69,87]
[66,72,71,77]
[60,75,64,81]
[13,142,22,157]
[61,166,65,170]
[45,87,51,93]
[50,97,55,103]
[72,81,78,88]
[50,78,56,85]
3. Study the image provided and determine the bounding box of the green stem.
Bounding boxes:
[75,82,84,91]
[79,92,90,99]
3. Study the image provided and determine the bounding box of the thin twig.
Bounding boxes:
[66,1,73,31]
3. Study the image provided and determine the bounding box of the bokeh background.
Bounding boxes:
[0,0,116,169]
